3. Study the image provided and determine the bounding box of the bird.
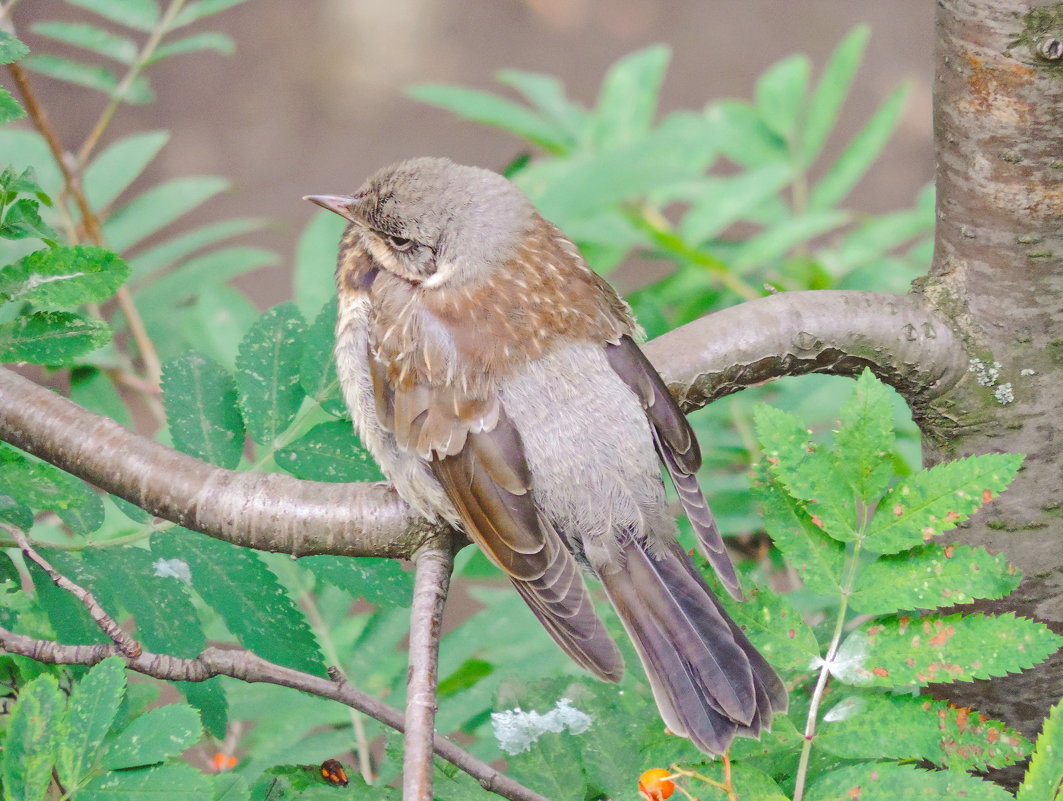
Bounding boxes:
[305,157,786,754]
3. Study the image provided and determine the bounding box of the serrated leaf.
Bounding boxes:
[819,693,1030,772]
[80,762,211,801]
[104,175,228,251]
[103,704,202,769]
[755,53,810,142]
[275,421,382,482]
[0,31,30,65]
[0,310,111,365]
[149,31,234,63]
[129,217,265,280]
[867,453,1024,554]
[0,443,95,510]
[0,86,26,124]
[800,26,870,165]
[679,163,793,244]
[407,84,565,151]
[588,44,670,149]
[1,674,63,801]
[235,303,308,444]
[0,245,129,307]
[161,352,245,468]
[84,130,170,211]
[172,0,248,26]
[64,0,161,31]
[293,209,344,318]
[1017,696,1063,801]
[58,657,127,789]
[177,680,227,741]
[808,84,908,211]
[152,530,325,674]
[23,54,152,103]
[57,491,106,534]
[302,555,412,608]
[31,21,138,64]
[834,369,896,503]
[831,613,1063,687]
[298,298,345,416]
[0,197,57,241]
[807,760,1013,801]
[850,544,1021,615]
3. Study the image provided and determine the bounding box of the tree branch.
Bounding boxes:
[0,629,550,801]
[403,531,455,801]
[0,289,967,559]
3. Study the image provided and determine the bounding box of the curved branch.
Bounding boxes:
[0,289,967,558]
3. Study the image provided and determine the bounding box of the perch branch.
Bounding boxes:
[404,531,455,801]
[0,289,967,559]
[0,628,550,801]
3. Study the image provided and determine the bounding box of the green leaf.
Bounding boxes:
[23,54,152,104]
[588,44,670,149]
[80,762,211,801]
[1,674,63,801]
[31,21,138,64]
[834,369,896,504]
[0,245,129,307]
[177,680,226,741]
[849,544,1022,615]
[755,53,810,143]
[161,352,245,468]
[807,761,1013,801]
[0,31,30,65]
[808,84,908,210]
[84,130,170,211]
[293,209,344,318]
[303,555,413,608]
[104,176,228,252]
[679,163,793,244]
[0,311,111,365]
[172,0,249,26]
[58,657,127,789]
[800,26,870,165]
[275,421,382,482]
[103,704,202,769]
[128,217,265,280]
[64,0,161,31]
[867,453,1024,554]
[818,693,1030,772]
[57,491,106,534]
[0,198,58,241]
[831,613,1063,687]
[1017,696,1063,801]
[71,366,133,426]
[149,32,235,63]
[0,86,26,123]
[0,494,33,530]
[407,84,565,151]
[235,303,308,444]
[298,298,345,416]
[704,99,787,167]
[136,246,276,308]
[152,530,325,675]
[731,209,850,271]
[496,69,586,145]
[0,443,97,512]
[184,285,259,370]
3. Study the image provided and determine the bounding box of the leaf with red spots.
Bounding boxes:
[818,694,1030,772]
[866,454,1023,554]
[830,613,1062,688]
[849,544,1021,615]
[807,761,1014,800]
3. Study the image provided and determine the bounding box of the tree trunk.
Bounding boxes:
[917,0,1063,761]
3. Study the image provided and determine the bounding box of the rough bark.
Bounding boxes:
[916,0,1063,760]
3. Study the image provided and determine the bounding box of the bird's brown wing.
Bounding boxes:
[369,351,624,682]
[604,335,742,599]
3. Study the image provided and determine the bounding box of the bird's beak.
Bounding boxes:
[303,194,359,223]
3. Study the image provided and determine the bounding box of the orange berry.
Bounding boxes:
[638,768,675,801]
[209,752,238,772]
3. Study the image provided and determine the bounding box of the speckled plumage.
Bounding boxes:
[309,157,786,754]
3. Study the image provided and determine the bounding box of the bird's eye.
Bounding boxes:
[387,234,414,252]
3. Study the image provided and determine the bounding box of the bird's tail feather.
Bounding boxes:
[598,537,786,754]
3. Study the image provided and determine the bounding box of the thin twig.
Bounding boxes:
[5,62,163,385]
[404,531,454,801]
[2,523,141,658]
[0,628,550,801]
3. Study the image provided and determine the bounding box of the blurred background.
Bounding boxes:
[9,0,934,306]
